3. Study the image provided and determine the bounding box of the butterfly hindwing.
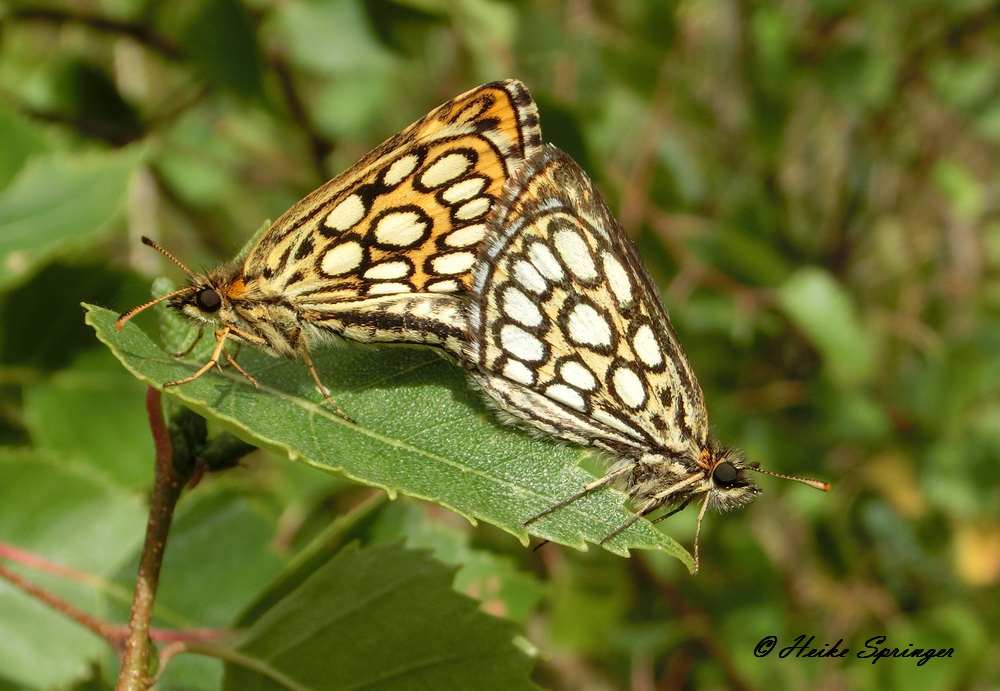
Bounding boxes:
[467,145,709,458]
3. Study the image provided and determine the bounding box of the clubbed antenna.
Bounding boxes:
[115,237,196,329]
[139,236,197,277]
[747,467,831,492]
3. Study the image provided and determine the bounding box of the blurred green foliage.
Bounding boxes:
[0,0,998,688]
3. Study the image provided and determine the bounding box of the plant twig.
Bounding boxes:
[12,7,184,60]
[116,388,194,690]
[0,542,103,586]
[0,561,124,644]
[0,545,230,653]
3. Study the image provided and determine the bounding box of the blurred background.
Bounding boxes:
[1,0,998,688]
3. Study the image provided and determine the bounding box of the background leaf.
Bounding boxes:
[0,450,145,688]
[777,266,875,388]
[0,147,144,290]
[224,543,537,690]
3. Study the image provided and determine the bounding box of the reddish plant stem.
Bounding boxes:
[0,542,100,584]
[116,388,192,691]
[0,550,229,652]
[0,561,123,643]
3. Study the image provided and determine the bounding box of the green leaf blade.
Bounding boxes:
[777,266,874,388]
[0,147,145,290]
[224,544,537,690]
[85,303,691,568]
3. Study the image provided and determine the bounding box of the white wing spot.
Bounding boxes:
[500,324,545,362]
[324,194,366,232]
[383,154,420,186]
[427,279,460,293]
[374,210,428,247]
[633,324,663,367]
[455,196,491,220]
[566,303,611,348]
[364,260,411,281]
[527,242,564,281]
[321,241,363,276]
[444,224,486,248]
[420,152,473,188]
[502,286,543,327]
[603,253,634,306]
[612,367,647,408]
[545,384,586,412]
[503,360,535,386]
[432,251,476,276]
[554,228,597,281]
[442,177,487,204]
[559,361,597,391]
[366,282,412,296]
[512,260,548,294]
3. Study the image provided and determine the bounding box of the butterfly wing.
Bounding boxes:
[466,145,709,459]
[241,80,541,314]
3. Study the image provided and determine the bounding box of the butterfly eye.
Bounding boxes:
[712,461,738,486]
[195,288,222,313]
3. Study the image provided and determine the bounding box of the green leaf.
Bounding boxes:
[224,544,537,690]
[23,348,153,489]
[0,449,145,689]
[0,147,145,290]
[777,266,874,388]
[0,263,147,371]
[370,501,546,624]
[48,59,143,144]
[140,489,287,629]
[361,0,446,55]
[0,106,52,190]
[84,303,691,568]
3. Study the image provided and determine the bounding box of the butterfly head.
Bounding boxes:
[115,236,243,332]
[166,268,244,328]
[696,443,762,513]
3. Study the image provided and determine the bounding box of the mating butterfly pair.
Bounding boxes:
[117,80,827,571]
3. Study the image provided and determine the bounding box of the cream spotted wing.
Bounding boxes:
[467,145,708,460]
[465,146,829,569]
[245,78,543,350]
[117,80,542,417]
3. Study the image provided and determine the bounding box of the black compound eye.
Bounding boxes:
[195,288,222,313]
[712,461,738,485]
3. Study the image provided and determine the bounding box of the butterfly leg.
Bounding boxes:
[165,326,234,388]
[689,492,713,575]
[297,335,354,423]
[222,347,259,390]
[217,342,241,368]
[172,327,205,358]
[650,499,691,524]
[524,463,635,526]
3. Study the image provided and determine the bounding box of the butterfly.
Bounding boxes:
[116,80,542,419]
[463,145,829,571]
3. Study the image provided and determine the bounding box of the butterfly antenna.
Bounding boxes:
[115,286,192,329]
[140,236,198,278]
[116,237,198,329]
[747,467,830,492]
